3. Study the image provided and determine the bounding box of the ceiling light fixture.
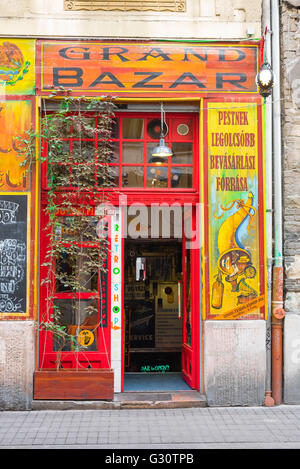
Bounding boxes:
[150,103,172,163]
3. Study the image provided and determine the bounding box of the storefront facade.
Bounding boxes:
[0,33,270,407]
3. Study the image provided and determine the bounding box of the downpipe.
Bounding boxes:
[272,267,285,405]
[262,0,285,406]
[270,0,285,405]
[262,0,274,407]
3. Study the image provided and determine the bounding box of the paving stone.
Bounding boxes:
[1,406,300,448]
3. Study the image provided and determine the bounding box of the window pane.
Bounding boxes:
[55,250,99,293]
[97,117,119,140]
[109,165,119,186]
[146,142,170,164]
[146,166,168,188]
[45,116,71,138]
[48,163,71,187]
[72,162,96,187]
[55,216,99,242]
[111,118,120,139]
[171,142,193,165]
[171,167,193,188]
[96,140,118,166]
[48,139,70,164]
[72,141,95,162]
[122,166,144,187]
[97,164,117,188]
[122,142,144,164]
[110,141,119,163]
[52,298,100,352]
[72,117,96,138]
[122,118,144,139]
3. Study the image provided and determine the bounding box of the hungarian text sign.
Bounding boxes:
[205,102,265,320]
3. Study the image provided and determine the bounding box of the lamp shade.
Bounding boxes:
[150,138,173,163]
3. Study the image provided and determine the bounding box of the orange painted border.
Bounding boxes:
[0,96,36,321]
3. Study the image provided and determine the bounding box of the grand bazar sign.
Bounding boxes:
[37,41,259,96]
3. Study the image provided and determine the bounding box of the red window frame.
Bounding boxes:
[40,111,199,195]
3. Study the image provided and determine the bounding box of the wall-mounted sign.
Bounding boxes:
[0,39,35,95]
[204,102,266,320]
[38,41,259,97]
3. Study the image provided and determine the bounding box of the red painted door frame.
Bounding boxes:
[120,200,200,391]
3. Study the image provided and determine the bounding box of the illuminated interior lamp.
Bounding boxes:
[256,62,274,98]
[150,103,172,163]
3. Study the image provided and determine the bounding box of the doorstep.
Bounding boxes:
[32,391,207,410]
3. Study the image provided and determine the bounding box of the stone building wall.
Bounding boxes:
[281,0,300,403]
[0,0,262,39]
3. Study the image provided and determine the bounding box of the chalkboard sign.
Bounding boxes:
[0,194,28,314]
[128,299,155,348]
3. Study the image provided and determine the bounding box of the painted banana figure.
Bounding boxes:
[213,192,257,304]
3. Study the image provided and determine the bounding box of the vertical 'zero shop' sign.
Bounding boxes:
[204,103,266,320]
[37,41,259,97]
[0,194,29,316]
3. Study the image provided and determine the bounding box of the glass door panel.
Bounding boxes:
[38,209,111,370]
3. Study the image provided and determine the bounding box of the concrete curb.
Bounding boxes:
[31,392,207,410]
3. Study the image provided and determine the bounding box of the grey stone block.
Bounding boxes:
[204,320,266,406]
[284,315,300,404]
[0,321,35,410]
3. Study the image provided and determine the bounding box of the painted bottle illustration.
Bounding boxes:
[211,271,224,309]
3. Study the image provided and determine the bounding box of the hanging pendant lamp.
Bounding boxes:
[150,103,172,163]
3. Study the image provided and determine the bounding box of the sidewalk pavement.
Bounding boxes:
[1,404,300,449]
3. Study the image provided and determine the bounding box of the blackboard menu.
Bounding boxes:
[0,194,28,314]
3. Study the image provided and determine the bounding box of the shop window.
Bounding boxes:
[111,113,197,189]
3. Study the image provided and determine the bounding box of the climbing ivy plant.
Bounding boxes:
[17,89,117,368]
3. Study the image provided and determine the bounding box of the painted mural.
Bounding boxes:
[0,100,32,191]
[0,39,36,318]
[205,102,265,320]
[0,39,35,190]
[0,39,35,95]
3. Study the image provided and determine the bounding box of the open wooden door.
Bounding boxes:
[181,206,199,389]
